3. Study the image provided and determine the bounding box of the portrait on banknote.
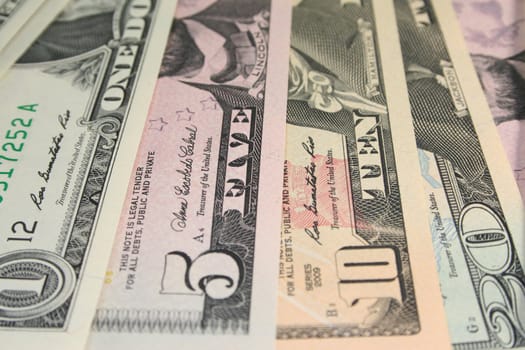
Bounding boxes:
[454,0,525,195]
[19,0,118,64]
[454,0,525,126]
[159,0,269,92]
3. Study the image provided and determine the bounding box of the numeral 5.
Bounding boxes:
[5,129,27,140]
[160,250,243,300]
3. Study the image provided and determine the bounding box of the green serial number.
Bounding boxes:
[0,117,33,204]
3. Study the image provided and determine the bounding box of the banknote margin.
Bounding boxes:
[363,0,452,347]
[0,1,180,349]
[393,0,525,348]
[431,0,525,266]
[430,1,525,348]
[88,1,292,349]
[0,0,68,79]
[0,0,44,50]
[276,0,451,348]
[248,0,292,346]
[276,0,421,339]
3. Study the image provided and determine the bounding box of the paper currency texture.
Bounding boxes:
[0,0,45,52]
[393,0,525,348]
[454,0,525,200]
[0,1,177,349]
[0,0,69,78]
[90,0,290,349]
[276,1,449,349]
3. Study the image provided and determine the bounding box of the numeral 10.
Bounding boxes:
[335,246,404,305]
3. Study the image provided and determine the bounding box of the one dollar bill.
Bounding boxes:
[393,0,525,348]
[0,1,177,349]
[276,0,450,349]
[90,0,290,349]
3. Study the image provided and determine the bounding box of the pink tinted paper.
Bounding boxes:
[454,0,525,199]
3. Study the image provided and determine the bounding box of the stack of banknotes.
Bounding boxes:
[0,0,523,349]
